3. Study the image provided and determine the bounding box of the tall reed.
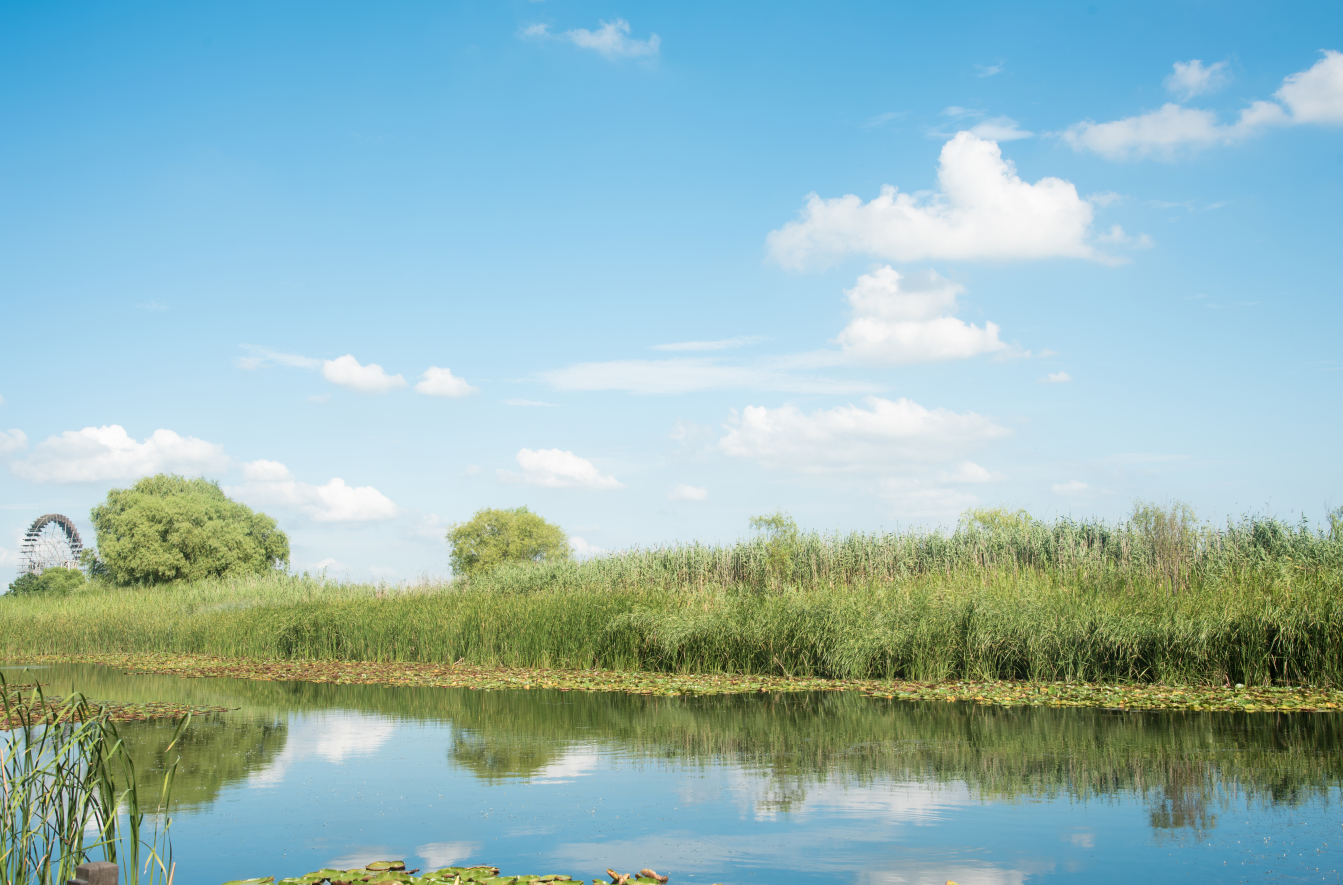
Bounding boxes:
[1,510,1339,686]
[0,672,184,885]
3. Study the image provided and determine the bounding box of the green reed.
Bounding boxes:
[1,511,1340,686]
[0,672,185,885]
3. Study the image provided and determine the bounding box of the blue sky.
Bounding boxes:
[2,1,1340,579]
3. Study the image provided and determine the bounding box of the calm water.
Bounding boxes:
[4,662,1341,885]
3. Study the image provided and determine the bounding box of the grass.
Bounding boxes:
[1,508,1341,689]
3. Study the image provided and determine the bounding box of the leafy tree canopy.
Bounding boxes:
[90,474,289,585]
[448,506,570,576]
[6,566,85,597]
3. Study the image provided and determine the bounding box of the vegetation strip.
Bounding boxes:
[25,653,1343,713]
[225,860,686,885]
[2,680,234,729]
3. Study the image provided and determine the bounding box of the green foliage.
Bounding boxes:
[961,506,1035,533]
[749,510,800,584]
[448,506,571,576]
[90,474,289,585]
[6,567,86,597]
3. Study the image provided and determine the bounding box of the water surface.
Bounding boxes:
[9,662,1341,885]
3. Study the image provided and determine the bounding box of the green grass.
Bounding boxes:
[2,510,1341,686]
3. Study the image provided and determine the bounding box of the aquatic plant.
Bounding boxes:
[0,672,184,885]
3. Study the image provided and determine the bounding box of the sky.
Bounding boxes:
[2,1,1341,580]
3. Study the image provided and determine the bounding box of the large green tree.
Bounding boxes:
[448,506,570,576]
[90,474,289,585]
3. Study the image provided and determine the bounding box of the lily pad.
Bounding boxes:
[367,863,406,873]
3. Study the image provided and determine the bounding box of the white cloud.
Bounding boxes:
[229,460,398,522]
[415,366,478,397]
[11,425,229,484]
[416,843,482,870]
[668,483,708,501]
[938,461,1005,483]
[570,537,606,558]
[652,336,762,352]
[135,300,169,311]
[308,393,331,404]
[1276,49,1343,123]
[975,62,1005,78]
[1051,480,1091,496]
[307,558,350,575]
[719,396,1011,473]
[1060,102,1281,160]
[235,345,321,371]
[766,132,1104,268]
[524,18,660,59]
[502,399,558,407]
[878,478,982,518]
[1094,224,1153,248]
[0,429,27,457]
[499,448,623,489]
[1039,371,1072,383]
[322,354,407,393]
[968,116,1033,141]
[540,358,878,395]
[529,746,601,783]
[833,267,1008,365]
[1165,59,1230,100]
[0,394,6,405]
[1063,50,1343,160]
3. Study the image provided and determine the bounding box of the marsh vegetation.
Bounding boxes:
[3,504,1340,687]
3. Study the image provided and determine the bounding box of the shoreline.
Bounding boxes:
[15,652,1343,713]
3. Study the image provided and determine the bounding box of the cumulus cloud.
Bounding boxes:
[1039,371,1072,383]
[322,355,407,393]
[1051,480,1092,496]
[767,132,1104,268]
[524,18,660,59]
[668,484,708,501]
[10,425,229,483]
[0,429,27,457]
[1165,59,1231,100]
[499,448,623,489]
[833,267,1008,365]
[415,366,478,397]
[1063,50,1343,160]
[719,396,1011,472]
[1276,49,1343,123]
[540,358,877,395]
[229,460,398,522]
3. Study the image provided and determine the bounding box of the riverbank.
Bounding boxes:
[17,652,1343,712]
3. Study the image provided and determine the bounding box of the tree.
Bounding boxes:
[89,474,289,585]
[750,510,800,582]
[6,566,85,596]
[448,506,570,576]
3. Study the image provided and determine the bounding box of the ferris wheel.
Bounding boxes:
[18,513,84,578]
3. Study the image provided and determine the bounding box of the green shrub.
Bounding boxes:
[6,566,86,596]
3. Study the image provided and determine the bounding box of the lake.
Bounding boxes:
[4,662,1340,885]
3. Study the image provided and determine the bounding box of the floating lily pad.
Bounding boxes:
[222,878,275,885]
[367,863,406,873]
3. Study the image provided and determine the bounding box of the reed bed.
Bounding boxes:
[2,511,1340,686]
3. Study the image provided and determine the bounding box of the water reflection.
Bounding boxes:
[6,660,1341,885]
